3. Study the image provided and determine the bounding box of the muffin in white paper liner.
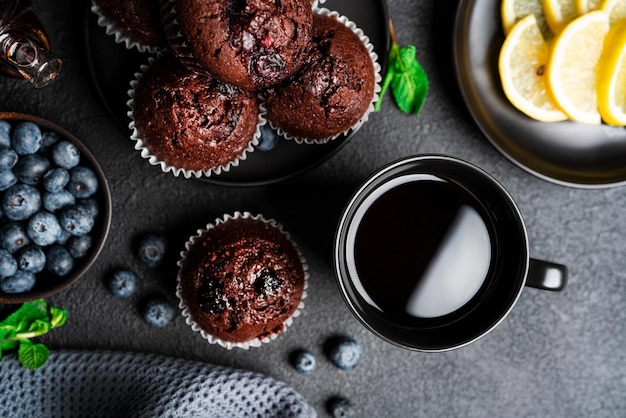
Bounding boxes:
[176,212,309,350]
[127,55,266,179]
[267,7,382,145]
[90,0,164,53]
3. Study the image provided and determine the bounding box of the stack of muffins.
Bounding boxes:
[93,0,381,178]
[91,0,380,348]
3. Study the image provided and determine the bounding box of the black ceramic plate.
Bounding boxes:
[85,1,390,186]
[454,0,626,188]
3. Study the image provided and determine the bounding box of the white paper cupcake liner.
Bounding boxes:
[176,211,309,350]
[126,54,266,179]
[271,7,382,145]
[91,1,163,54]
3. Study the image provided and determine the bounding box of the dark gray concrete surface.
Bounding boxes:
[0,0,624,416]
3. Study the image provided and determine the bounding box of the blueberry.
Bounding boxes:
[78,197,99,219]
[326,397,354,418]
[59,204,94,236]
[254,268,283,295]
[0,249,17,278]
[137,233,167,268]
[67,166,98,198]
[40,130,60,152]
[67,234,92,258]
[17,245,46,274]
[2,183,41,220]
[0,146,18,171]
[142,296,175,327]
[43,190,75,212]
[257,124,278,151]
[0,270,36,293]
[46,244,74,276]
[51,140,80,169]
[290,350,317,375]
[107,269,139,298]
[56,228,71,245]
[14,154,51,185]
[43,167,70,192]
[253,53,286,79]
[0,120,11,148]
[0,169,17,191]
[326,337,363,371]
[12,121,42,155]
[26,211,62,246]
[0,222,30,253]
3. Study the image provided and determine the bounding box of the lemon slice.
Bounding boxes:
[600,0,626,25]
[546,11,609,124]
[543,0,579,33]
[576,0,603,14]
[501,0,551,38]
[598,20,626,125]
[498,14,567,122]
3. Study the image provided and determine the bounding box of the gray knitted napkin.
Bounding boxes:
[0,350,316,418]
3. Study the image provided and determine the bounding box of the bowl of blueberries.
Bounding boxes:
[0,112,112,303]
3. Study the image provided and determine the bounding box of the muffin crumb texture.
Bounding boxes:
[179,217,305,343]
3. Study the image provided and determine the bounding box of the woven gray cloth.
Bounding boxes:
[0,350,316,418]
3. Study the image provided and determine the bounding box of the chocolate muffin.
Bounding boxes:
[163,0,313,89]
[177,213,307,347]
[265,11,378,142]
[91,0,166,52]
[129,54,262,177]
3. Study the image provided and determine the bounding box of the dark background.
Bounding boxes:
[0,0,624,416]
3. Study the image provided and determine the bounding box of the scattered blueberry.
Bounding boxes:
[12,121,42,155]
[0,222,30,253]
[0,249,17,278]
[17,245,46,274]
[0,269,36,293]
[67,166,98,198]
[257,124,279,151]
[137,233,167,268]
[0,121,11,148]
[67,235,92,258]
[0,146,18,171]
[290,350,317,375]
[14,154,51,185]
[43,167,70,192]
[26,211,62,246]
[107,269,139,298]
[2,183,41,220]
[46,244,75,277]
[0,169,17,191]
[43,189,75,212]
[59,204,95,236]
[51,140,80,169]
[326,397,354,418]
[326,336,363,371]
[142,296,175,327]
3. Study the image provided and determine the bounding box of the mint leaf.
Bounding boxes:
[18,340,49,370]
[50,306,68,328]
[375,20,429,117]
[2,299,47,331]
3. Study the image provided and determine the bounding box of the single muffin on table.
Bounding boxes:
[162,0,313,90]
[91,0,166,52]
[264,9,380,144]
[128,54,264,178]
[176,212,308,349]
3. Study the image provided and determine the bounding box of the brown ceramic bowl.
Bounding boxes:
[0,112,112,304]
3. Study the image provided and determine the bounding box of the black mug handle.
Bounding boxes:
[526,258,568,291]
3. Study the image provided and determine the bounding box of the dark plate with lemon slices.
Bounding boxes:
[454,0,626,188]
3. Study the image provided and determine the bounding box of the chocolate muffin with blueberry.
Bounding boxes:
[91,0,166,52]
[128,54,263,177]
[176,212,307,348]
[264,11,379,143]
[162,0,313,89]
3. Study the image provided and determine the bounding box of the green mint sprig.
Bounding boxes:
[375,19,429,116]
[0,299,68,370]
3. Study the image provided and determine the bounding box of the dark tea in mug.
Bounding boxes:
[334,155,567,351]
[346,173,497,327]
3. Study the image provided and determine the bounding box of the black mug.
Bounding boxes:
[333,155,567,352]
